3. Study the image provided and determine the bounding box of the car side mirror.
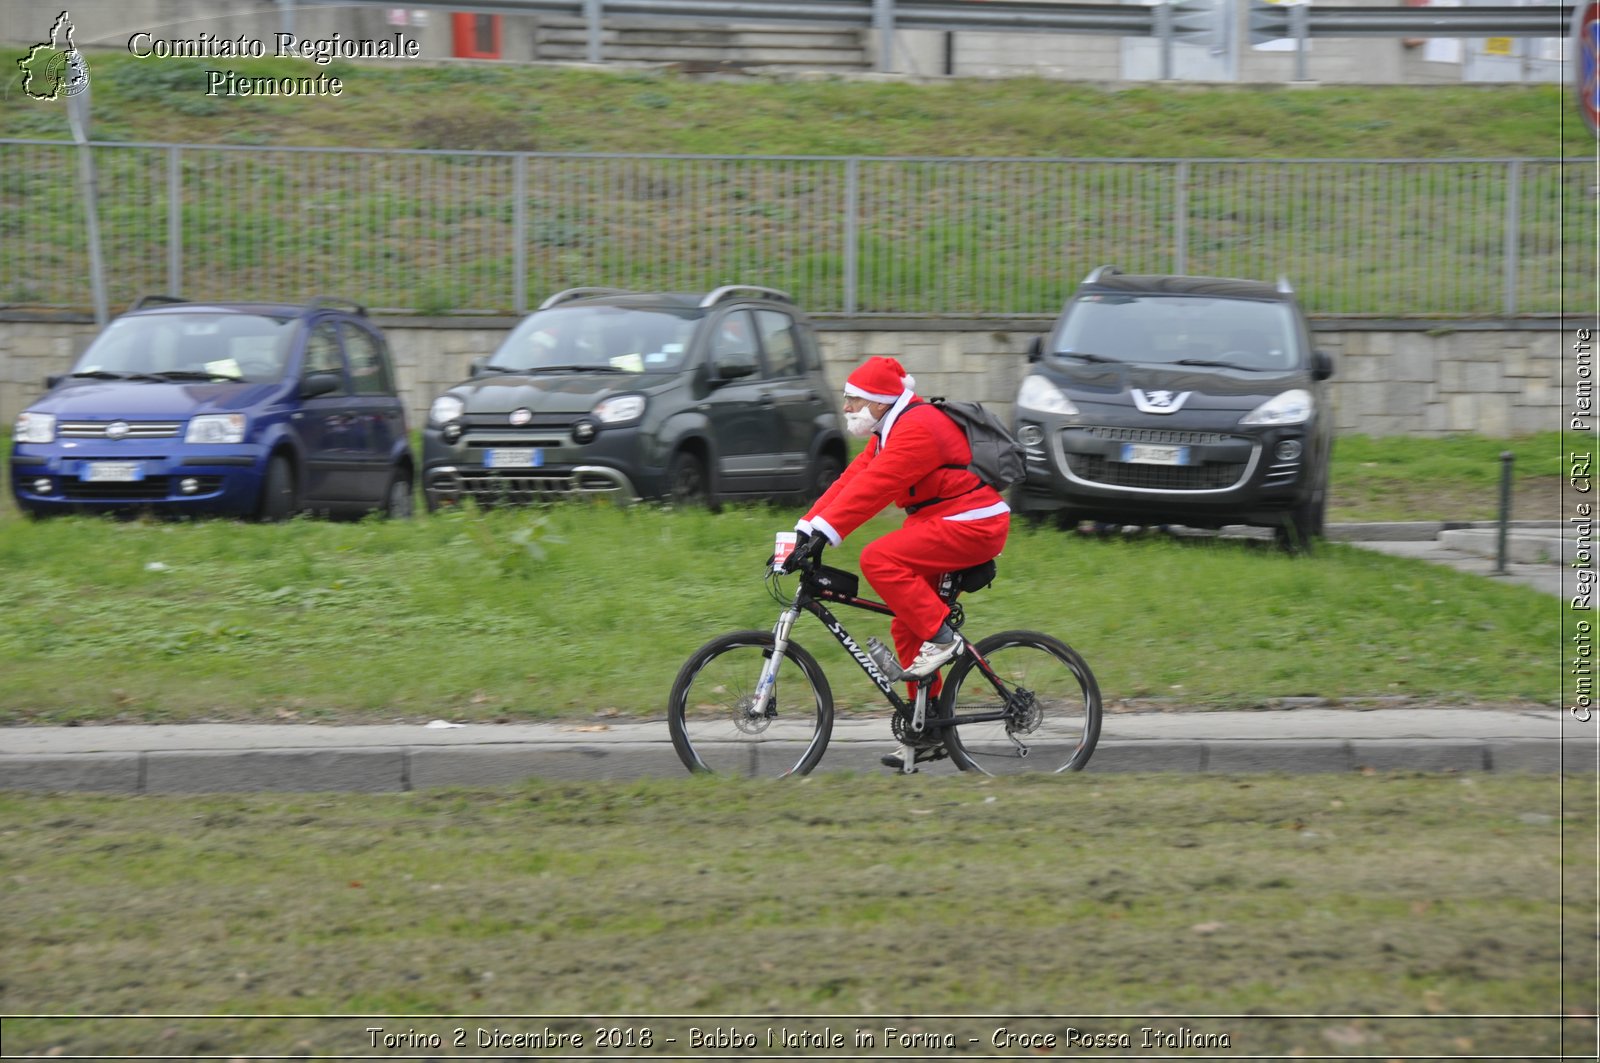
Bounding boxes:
[1311,349,1335,381]
[300,372,342,399]
[469,357,488,376]
[1027,336,1043,364]
[711,353,758,385]
[45,374,63,389]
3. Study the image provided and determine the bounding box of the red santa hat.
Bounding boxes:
[844,356,916,404]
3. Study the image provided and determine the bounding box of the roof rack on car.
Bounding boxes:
[1276,275,1295,295]
[128,294,188,311]
[538,287,635,310]
[1082,265,1123,284]
[699,285,793,308]
[304,296,367,316]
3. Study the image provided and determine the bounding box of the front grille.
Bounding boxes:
[59,475,225,501]
[59,421,183,439]
[1084,426,1233,446]
[455,470,624,503]
[1065,454,1247,491]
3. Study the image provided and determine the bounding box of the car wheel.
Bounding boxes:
[667,450,715,509]
[383,469,415,519]
[1275,484,1326,554]
[805,451,844,503]
[258,454,297,522]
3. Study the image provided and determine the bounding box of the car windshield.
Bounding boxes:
[1051,295,1302,371]
[74,312,295,383]
[488,306,698,374]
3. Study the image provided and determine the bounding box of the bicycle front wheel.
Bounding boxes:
[939,630,1102,775]
[667,630,834,777]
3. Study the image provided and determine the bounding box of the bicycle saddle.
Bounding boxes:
[953,559,996,593]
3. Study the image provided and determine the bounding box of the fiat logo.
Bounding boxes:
[105,421,130,440]
[509,408,533,426]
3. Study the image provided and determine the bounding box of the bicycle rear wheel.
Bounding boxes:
[938,630,1102,775]
[667,630,834,777]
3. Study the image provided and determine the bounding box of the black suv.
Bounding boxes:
[422,286,846,509]
[1010,267,1335,550]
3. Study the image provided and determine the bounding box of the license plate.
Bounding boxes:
[1121,443,1189,466]
[484,448,542,469]
[83,461,145,483]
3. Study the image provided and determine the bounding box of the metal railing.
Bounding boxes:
[308,0,1575,75]
[1,139,1587,319]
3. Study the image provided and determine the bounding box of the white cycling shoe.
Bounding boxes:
[902,634,964,678]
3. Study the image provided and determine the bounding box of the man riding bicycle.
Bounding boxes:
[782,356,1011,765]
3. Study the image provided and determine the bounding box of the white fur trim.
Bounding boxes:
[843,381,905,404]
[810,515,843,546]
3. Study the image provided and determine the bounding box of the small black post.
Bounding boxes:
[1496,451,1514,574]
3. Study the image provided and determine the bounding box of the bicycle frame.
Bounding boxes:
[752,566,1018,740]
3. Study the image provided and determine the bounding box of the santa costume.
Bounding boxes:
[799,356,1010,688]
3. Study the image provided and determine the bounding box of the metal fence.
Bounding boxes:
[2,138,1587,319]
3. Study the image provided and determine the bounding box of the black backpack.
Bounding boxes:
[903,398,1027,512]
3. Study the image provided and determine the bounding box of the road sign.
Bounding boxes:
[1577,0,1600,137]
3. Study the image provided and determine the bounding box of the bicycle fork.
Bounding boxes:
[749,605,801,719]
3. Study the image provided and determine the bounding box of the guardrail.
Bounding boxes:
[2,140,1585,320]
[308,0,1574,76]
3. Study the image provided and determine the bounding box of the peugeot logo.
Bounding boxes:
[509,408,533,426]
[105,420,130,439]
[1131,389,1192,415]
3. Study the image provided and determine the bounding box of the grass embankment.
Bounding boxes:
[1,773,1590,1055]
[0,432,1569,725]
[0,50,1576,158]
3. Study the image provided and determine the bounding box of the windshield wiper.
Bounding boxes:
[532,364,628,374]
[146,369,242,382]
[69,369,163,381]
[1175,359,1267,371]
[1054,351,1122,364]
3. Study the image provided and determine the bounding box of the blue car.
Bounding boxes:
[10,296,414,520]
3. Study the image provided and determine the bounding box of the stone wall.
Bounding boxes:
[0,316,1572,440]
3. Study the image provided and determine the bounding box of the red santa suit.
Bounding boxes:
[800,357,1010,686]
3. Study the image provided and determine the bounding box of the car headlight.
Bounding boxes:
[185,413,246,444]
[429,395,465,426]
[1240,389,1313,426]
[14,412,55,444]
[1016,374,1079,417]
[593,394,646,424]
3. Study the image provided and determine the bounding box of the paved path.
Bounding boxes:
[1,520,1586,793]
[0,706,1590,792]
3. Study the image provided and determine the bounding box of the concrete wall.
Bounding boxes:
[0,316,1571,440]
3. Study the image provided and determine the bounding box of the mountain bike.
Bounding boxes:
[666,542,1102,778]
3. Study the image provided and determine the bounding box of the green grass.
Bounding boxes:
[1329,430,1573,523]
[0,51,1578,158]
[0,774,1589,1054]
[0,494,1558,725]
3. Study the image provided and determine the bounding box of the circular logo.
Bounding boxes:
[105,421,130,440]
[509,408,533,426]
[46,50,90,99]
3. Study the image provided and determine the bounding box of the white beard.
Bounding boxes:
[845,408,879,437]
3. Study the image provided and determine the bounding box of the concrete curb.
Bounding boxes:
[1,710,1591,793]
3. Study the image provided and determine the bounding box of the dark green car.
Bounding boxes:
[422,286,847,510]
